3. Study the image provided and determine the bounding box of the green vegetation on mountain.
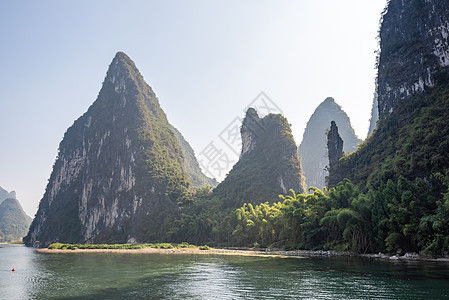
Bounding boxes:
[160,110,307,246]
[230,173,449,255]
[214,109,306,209]
[27,52,299,247]
[0,186,15,204]
[0,198,32,242]
[170,125,217,188]
[229,0,449,255]
[318,0,449,255]
[25,0,449,255]
[329,82,449,190]
[25,52,201,246]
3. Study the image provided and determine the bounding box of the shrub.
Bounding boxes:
[48,243,64,249]
[157,243,174,249]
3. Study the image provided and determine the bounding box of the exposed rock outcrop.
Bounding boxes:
[240,108,261,158]
[213,109,306,208]
[24,52,211,246]
[377,0,449,116]
[368,90,379,136]
[328,0,449,189]
[327,121,344,168]
[298,97,361,190]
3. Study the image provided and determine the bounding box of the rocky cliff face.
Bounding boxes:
[240,108,260,158]
[24,52,208,246]
[368,85,379,136]
[328,0,449,189]
[298,97,361,190]
[213,109,306,208]
[327,121,344,168]
[377,0,449,116]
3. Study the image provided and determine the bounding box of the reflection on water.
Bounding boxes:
[1,244,449,299]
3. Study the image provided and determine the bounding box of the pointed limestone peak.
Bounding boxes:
[94,51,160,117]
[25,52,191,246]
[241,108,261,157]
[317,97,342,111]
[105,51,144,89]
[322,97,336,105]
[244,107,260,120]
[298,97,361,190]
[327,121,344,168]
[215,111,306,208]
[241,107,261,133]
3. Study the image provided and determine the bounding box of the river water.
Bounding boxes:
[1,244,449,299]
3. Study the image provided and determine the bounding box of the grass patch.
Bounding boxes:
[46,242,207,251]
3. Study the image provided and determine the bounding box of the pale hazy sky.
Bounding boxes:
[0,0,387,217]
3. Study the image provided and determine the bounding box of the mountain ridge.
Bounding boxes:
[25,52,212,246]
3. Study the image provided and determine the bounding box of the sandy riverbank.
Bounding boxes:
[35,247,301,258]
[35,247,449,262]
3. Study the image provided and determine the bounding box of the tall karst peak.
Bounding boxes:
[322,97,335,105]
[214,111,306,208]
[327,121,344,168]
[107,52,142,88]
[298,97,361,190]
[24,53,213,246]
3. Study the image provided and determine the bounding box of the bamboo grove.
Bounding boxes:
[230,175,449,255]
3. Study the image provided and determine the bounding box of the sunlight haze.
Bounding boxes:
[0,0,387,216]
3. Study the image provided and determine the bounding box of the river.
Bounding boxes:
[1,244,449,299]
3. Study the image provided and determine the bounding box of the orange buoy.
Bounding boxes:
[12,268,15,272]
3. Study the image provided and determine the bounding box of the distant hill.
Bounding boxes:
[368,94,379,137]
[298,97,361,190]
[0,186,16,204]
[0,187,32,242]
[171,125,217,188]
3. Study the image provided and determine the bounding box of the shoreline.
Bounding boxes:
[35,247,300,259]
[35,247,449,262]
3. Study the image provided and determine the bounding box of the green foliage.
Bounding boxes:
[329,82,449,191]
[213,113,306,209]
[25,52,200,246]
[0,198,32,242]
[162,188,231,245]
[324,80,449,255]
[228,173,449,254]
[46,242,208,250]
